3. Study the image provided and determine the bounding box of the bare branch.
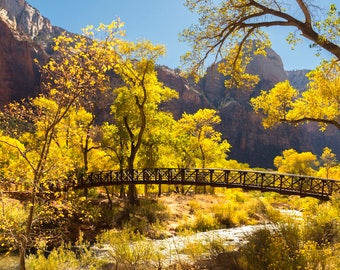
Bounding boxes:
[296,0,312,25]
[280,117,340,130]
[0,139,36,173]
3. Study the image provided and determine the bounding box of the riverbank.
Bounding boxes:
[3,191,336,269]
[0,254,19,270]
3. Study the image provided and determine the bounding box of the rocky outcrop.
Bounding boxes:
[286,69,310,91]
[0,0,64,106]
[247,48,287,85]
[157,66,212,118]
[0,0,63,42]
[0,19,39,104]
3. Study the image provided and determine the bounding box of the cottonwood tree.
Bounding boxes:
[319,147,339,179]
[166,109,230,194]
[176,109,231,193]
[177,109,231,168]
[0,102,109,270]
[136,112,179,196]
[101,122,129,198]
[137,112,177,168]
[108,40,178,203]
[0,21,123,269]
[54,105,112,176]
[0,97,84,270]
[274,149,319,175]
[181,1,340,129]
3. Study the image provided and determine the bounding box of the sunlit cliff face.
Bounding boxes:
[0,0,53,39]
[0,18,38,105]
[0,0,66,106]
[0,0,47,105]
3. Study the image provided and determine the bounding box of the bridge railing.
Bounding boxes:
[71,168,340,200]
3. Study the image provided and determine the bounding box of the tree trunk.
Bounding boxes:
[20,189,36,270]
[128,183,137,204]
[104,186,113,209]
[125,153,138,204]
[127,144,139,204]
[119,185,126,198]
[19,244,26,270]
[127,164,137,204]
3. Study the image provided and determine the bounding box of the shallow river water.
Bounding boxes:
[92,224,273,268]
[0,224,272,269]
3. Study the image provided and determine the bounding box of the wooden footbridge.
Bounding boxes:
[2,168,340,201]
[71,168,339,200]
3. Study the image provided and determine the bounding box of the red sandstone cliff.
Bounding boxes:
[0,0,63,105]
[0,19,39,104]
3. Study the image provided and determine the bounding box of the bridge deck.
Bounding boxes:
[1,168,339,200]
[72,168,339,200]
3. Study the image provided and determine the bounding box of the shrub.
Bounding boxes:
[0,198,27,251]
[303,201,340,245]
[27,246,79,270]
[176,210,218,233]
[298,241,332,270]
[239,219,340,270]
[26,243,103,270]
[193,211,219,231]
[118,198,170,235]
[244,198,268,219]
[239,227,301,270]
[98,227,160,269]
[138,199,169,223]
[212,202,233,227]
[212,198,265,227]
[187,200,201,213]
[180,240,207,262]
[206,234,234,259]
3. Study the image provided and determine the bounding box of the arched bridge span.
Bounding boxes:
[71,168,339,200]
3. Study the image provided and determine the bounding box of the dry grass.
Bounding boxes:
[156,191,270,236]
[158,193,224,234]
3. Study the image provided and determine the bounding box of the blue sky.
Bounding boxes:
[26,0,333,70]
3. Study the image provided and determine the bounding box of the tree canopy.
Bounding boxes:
[181,0,340,129]
[274,148,319,175]
[177,109,231,168]
[251,60,340,130]
[181,0,339,76]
